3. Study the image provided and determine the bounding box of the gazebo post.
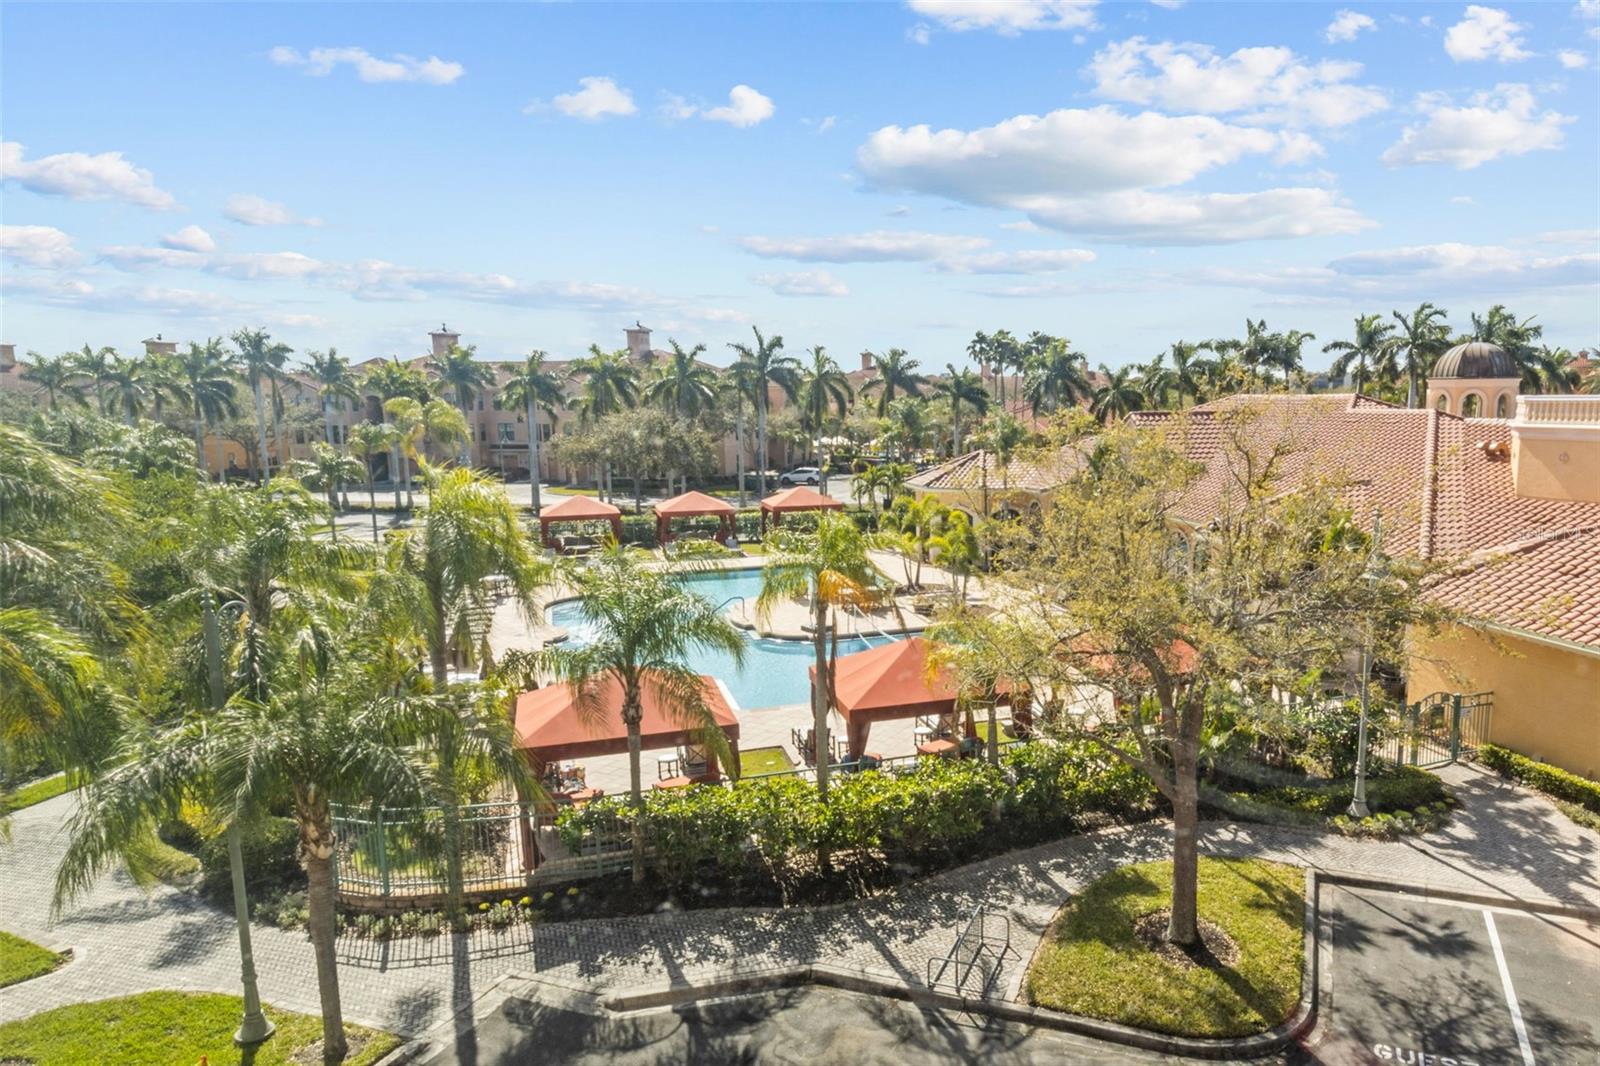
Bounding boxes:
[609,515,622,544]
[847,716,871,760]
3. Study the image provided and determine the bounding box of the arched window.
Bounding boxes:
[1462,394,1482,418]
[1495,394,1510,419]
[1435,394,1450,413]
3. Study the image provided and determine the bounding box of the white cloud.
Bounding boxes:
[223,193,324,227]
[1085,38,1388,128]
[1444,6,1530,62]
[907,23,932,45]
[160,224,216,253]
[906,1,1098,35]
[740,230,989,263]
[0,224,82,268]
[1150,0,1185,9]
[544,76,637,121]
[0,141,176,210]
[1579,1,1600,18]
[805,115,838,133]
[753,270,850,297]
[269,45,463,85]
[4,274,255,318]
[1450,195,1478,205]
[1325,10,1377,43]
[1382,84,1570,169]
[1558,49,1590,68]
[102,245,328,280]
[702,85,776,128]
[937,248,1096,273]
[1000,219,1041,232]
[855,107,1367,243]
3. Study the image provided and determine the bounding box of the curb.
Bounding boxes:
[1315,868,1600,921]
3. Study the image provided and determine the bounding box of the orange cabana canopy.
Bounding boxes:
[513,672,741,767]
[759,486,843,532]
[653,491,737,545]
[810,637,969,758]
[538,494,623,550]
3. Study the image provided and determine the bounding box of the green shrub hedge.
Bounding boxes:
[199,815,302,902]
[1479,745,1600,814]
[557,742,1155,887]
[1230,765,1446,818]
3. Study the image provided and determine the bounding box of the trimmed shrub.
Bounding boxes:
[1479,744,1600,814]
[199,815,302,902]
[1238,765,1446,818]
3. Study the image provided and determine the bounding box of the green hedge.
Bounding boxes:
[199,816,302,902]
[1230,765,1446,818]
[557,742,1155,887]
[1479,745,1600,814]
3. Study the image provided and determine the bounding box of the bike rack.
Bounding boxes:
[925,906,1015,999]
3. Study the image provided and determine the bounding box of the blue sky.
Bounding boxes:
[3,1,1597,371]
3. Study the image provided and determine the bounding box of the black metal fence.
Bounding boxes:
[1372,691,1493,768]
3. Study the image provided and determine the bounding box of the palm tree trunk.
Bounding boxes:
[812,593,830,798]
[735,404,747,508]
[459,397,473,467]
[192,403,207,479]
[951,401,962,455]
[1407,368,1419,409]
[757,396,769,498]
[252,380,272,481]
[302,824,348,1063]
[527,399,543,514]
[270,383,284,472]
[366,475,379,543]
[627,712,645,884]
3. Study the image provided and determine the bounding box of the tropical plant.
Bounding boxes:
[100,352,152,425]
[1389,303,1451,408]
[1022,339,1091,416]
[385,397,469,507]
[498,350,565,513]
[1470,305,1545,392]
[758,513,883,803]
[68,345,118,417]
[231,328,293,480]
[1090,364,1144,423]
[882,396,932,460]
[928,508,981,598]
[1165,341,1212,407]
[1323,314,1397,397]
[291,445,365,541]
[361,358,431,512]
[934,365,989,455]
[346,422,399,543]
[173,340,239,477]
[428,344,494,466]
[880,493,947,587]
[797,346,854,492]
[19,352,85,409]
[864,348,928,416]
[535,549,745,881]
[645,339,718,419]
[727,326,799,498]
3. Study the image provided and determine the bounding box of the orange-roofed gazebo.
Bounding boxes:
[513,672,741,772]
[538,494,623,551]
[810,637,964,759]
[759,485,844,533]
[653,490,737,546]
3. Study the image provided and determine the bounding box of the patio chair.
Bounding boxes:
[791,727,816,766]
[681,743,709,777]
[657,753,681,780]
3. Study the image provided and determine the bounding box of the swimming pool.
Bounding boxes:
[545,567,898,710]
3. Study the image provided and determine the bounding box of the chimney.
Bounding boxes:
[143,333,177,357]
[624,321,652,360]
[430,323,460,358]
[860,351,873,372]
[0,344,15,371]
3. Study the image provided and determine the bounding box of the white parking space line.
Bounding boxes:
[1484,909,1536,1066]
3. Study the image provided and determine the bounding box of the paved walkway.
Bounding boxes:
[1,764,1595,1042]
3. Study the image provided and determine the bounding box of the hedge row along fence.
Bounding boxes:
[556,742,1156,890]
[553,508,877,550]
[1478,744,1600,814]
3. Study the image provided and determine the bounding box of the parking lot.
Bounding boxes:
[1297,884,1600,1066]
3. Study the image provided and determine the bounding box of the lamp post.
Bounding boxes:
[1347,515,1384,820]
[203,592,275,1047]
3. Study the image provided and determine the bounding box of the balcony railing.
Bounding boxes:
[1515,396,1600,425]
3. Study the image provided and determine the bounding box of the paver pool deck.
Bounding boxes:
[2,763,1596,1053]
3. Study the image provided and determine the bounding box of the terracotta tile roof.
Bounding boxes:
[906,445,1087,494]
[1425,528,1600,649]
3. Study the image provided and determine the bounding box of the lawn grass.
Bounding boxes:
[740,746,795,777]
[0,931,66,989]
[0,991,400,1066]
[1026,857,1304,1038]
[974,720,1018,745]
[0,772,77,814]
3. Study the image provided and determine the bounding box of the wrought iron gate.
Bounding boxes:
[1374,691,1492,768]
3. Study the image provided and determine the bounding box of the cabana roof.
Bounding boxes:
[811,637,958,724]
[539,494,622,521]
[654,490,736,517]
[513,672,739,763]
[760,486,844,513]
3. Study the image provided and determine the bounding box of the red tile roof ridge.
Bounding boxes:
[1436,524,1600,579]
[1419,406,1440,559]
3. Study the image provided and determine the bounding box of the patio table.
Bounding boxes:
[916,738,959,758]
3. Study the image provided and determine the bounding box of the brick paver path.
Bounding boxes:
[2,763,1596,1039]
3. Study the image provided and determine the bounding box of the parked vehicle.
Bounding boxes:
[779,466,821,486]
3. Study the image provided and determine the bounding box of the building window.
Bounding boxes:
[1435,394,1450,413]
[497,422,515,443]
[539,424,553,442]
[1495,394,1509,419]
[294,428,307,444]
[479,424,488,442]
[1462,394,1482,418]
[477,397,485,411]
[493,397,503,410]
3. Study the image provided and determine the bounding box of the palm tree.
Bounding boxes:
[362,358,431,512]
[724,356,762,506]
[231,328,293,480]
[1207,319,1279,389]
[880,493,946,588]
[20,352,85,409]
[758,514,881,803]
[305,348,358,505]
[1272,329,1316,388]
[291,444,365,542]
[569,346,640,498]
[727,326,799,497]
[54,667,527,1063]
[1091,364,1145,423]
[1165,341,1211,407]
[69,344,117,417]
[536,549,744,882]
[347,422,398,543]
[865,348,928,416]
[1017,340,1094,419]
[988,329,1021,407]
[1389,303,1451,408]
[934,365,989,454]
[883,396,932,460]
[386,397,468,509]
[797,346,853,492]
[499,350,565,514]
[967,330,997,401]
[174,339,239,478]
[1533,346,1581,394]
[100,352,151,425]
[429,344,495,467]
[645,339,718,419]
[1323,314,1398,397]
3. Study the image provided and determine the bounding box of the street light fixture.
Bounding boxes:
[1347,514,1385,820]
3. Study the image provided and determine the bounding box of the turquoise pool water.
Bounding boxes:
[545,567,897,710]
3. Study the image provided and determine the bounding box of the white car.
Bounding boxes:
[779,466,821,486]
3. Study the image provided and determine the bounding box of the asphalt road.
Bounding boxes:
[1295,885,1600,1066]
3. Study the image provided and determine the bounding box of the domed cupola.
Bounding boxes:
[1426,341,1521,419]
